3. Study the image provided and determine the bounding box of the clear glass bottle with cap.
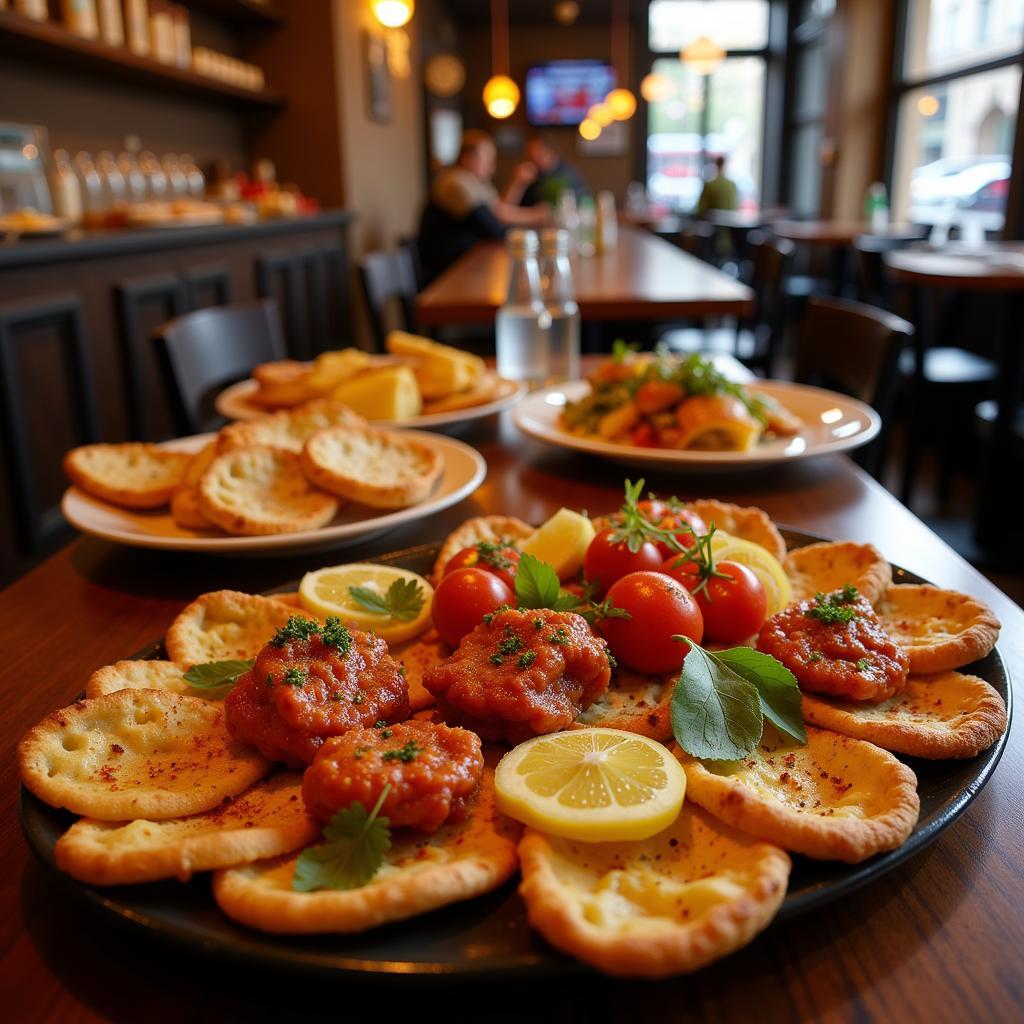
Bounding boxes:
[538,227,580,383]
[495,228,552,385]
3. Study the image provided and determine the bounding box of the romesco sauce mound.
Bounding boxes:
[423,608,613,743]
[303,720,484,832]
[757,586,909,703]
[226,616,409,766]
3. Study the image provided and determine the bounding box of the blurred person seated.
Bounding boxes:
[519,133,590,208]
[695,154,738,216]
[417,131,548,285]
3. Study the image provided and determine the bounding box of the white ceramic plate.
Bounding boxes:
[512,379,881,473]
[61,430,486,555]
[214,376,527,429]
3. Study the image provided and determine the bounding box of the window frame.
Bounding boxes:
[884,0,1024,237]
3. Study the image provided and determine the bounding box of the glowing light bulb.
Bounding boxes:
[681,35,725,75]
[640,72,674,103]
[917,94,940,117]
[606,88,637,120]
[588,103,614,127]
[373,0,414,28]
[579,118,601,141]
[484,75,520,119]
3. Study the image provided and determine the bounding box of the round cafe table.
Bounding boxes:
[884,244,1024,553]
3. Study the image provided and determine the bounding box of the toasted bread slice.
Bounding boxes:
[63,443,190,509]
[198,446,339,535]
[301,425,443,509]
[218,398,366,454]
[170,440,218,529]
[251,360,315,408]
[18,690,270,821]
[86,659,191,699]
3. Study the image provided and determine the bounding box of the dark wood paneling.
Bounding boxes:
[183,263,233,310]
[0,293,97,566]
[256,248,307,358]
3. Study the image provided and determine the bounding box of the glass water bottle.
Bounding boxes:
[539,228,581,384]
[495,229,552,386]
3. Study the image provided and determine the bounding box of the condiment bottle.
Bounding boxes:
[180,154,205,197]
[96,151,127,211]
[495,229,552,386]
[139,151,168,199]
[50,149,83,224]
[149,1,176,64]
[62,0,99,38]
[538,228,581,384]
[117,152,147,204]
[97,0,125,46]
[73,152,106,225]
[172,5,191,68]
[162,154,187,197]
[125,0,150,56]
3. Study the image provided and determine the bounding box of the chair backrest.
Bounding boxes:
[153,299,286,435]
[397,234,424,292]
[358,248,418,351]
[678,219,715,261]
[744,230,795,373]
[852,233,909,308]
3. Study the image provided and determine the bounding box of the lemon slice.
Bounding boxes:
[299,563,433,644]
[710,532,792,616]
[519,508,596,582]
[495,728,686,842]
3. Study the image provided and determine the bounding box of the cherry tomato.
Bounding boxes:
[629,422,658,448]
[431,568,514,649]
[599,571,704,674]
[443,544,520,591]
[637,500,707,558]
[583,528,665,596]
[660,557,767,644]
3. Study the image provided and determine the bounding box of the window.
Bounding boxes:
[645,0,770,213]
[891,0,1024,232]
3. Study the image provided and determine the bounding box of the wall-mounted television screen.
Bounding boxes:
[525,61,616,126]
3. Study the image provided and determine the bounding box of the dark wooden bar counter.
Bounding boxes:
[2,410,1022,1021]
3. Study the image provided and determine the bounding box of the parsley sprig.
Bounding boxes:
[513,553,631,625]
[182,658,253,697]
[671,638,806,760]
[349,578,425,623]
[292,786,392,892]
[609,479,697,556]
[805,585,860,624]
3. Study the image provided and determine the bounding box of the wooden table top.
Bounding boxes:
[3,412,1022,1020]
[884,245,1024,292]
[773,220,926,246]
[416,225,754,325]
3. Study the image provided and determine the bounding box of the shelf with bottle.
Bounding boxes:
[0,6,284,109]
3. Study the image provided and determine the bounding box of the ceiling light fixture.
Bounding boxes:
[553,1,581,25]
[579,117,601,141]
[372,0,414,29]
[640,71,674,103]
[484,0,519,119]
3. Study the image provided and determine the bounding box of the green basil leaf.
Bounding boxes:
[182,659,253,696]
[348,578,425,623]
[714,647,807,744]
[552,590,584,611]
[670,640,763,760]
[514,553,561,609]
[292,787,392,892]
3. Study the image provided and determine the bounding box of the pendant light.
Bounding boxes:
[605,0,636,120]
[640,71,674,103]
[484,0,519,119]
[681,1,724,75]
[553,1,581,25]
[372,0,414,29]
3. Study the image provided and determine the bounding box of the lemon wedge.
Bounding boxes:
[519,508,596,582]
[495,728,686,842]
[710,533,792,616]
[299,563,433,644]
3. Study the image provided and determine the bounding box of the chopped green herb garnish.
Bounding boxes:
[380,728,393,739]
[545,627,571,645]
[270,616,322,647]
[331,691,344,701]
[351,692,365,705]
[397,664,406,677]
[374,720,388,729]
[805,588,860,625]
[489,653,505,666]
[382,741,422,763]
[475,541,516,571]
[808,651,824,663]
[533,618,544,630]
[321,617,353,653]
[284,666,306,687]
[518,650,537,669]
[855,658,872,671]
[606,648,618,670]
[497,626,524,657]
[482,604,512,625]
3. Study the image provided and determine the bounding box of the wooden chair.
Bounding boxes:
[358,248,418,352]
[740,231,795,375]
[794,296,913,479]
[153,299,286,436]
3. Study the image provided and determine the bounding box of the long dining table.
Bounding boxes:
[2,410,1022,1021]
[415,224,754,325]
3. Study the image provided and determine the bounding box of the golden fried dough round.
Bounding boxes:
[170,440,218,530]
[388,629,447,711]
[218,398,366,454]
[18,690,270,821]
[677,725,919,863]
[211,770,520,934]
[85,659,190,699]
[518,805,790,978]
[785,540,892,606]
[55,772,317,885]
[300,425,443,509]
[570,667,675,740]
[164,589,301,666]
[63,443,190,509]
[431,515,534,582]
[420,371,510,414]
[684,499,787,563]
[198,446,339,535]
[801,671,1007,760]
[875,584,1000,673]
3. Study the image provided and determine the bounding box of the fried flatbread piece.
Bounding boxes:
[518,804,790,978]
[431,515,534,582]
[684,500,787,563]
[802,671,1007,759]
[677,725,919,863]
[420,372,513,414]
[170,440,218,530]
[570,668,675,740]
[218,398,366,454]
[211,770,520,934]
[875,585,1000,673]
[64,443,190,509]
[55,772,317,885]
[198,446,339,536]
[85,659,191,699]
[164,590,302,666]
[785,540,892,606]
[389,630,447,711]
[18,690,270,821]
